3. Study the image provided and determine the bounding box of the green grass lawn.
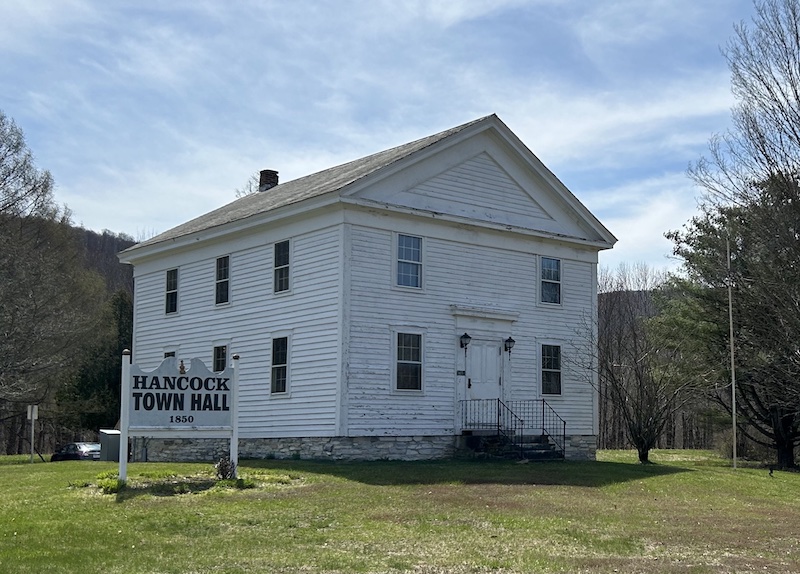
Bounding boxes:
[0,450,798,573]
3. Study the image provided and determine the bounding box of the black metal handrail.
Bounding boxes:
[460,399,566,458]
[497,400,524,456]
[504,400,566,456]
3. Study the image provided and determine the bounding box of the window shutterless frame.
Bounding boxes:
[540,257,561,305]
[165,268,178,314]
[274,240,290,294]
[396,234,422,289]
[270,336,289,394]
[395,331,423,391]
[213,345,228,373]
[541,343,562,395]
[215,255,230,305]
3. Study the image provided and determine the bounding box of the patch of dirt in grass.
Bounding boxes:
[566,551,800,574]
[117,476,219,498]
[75,469,310,501]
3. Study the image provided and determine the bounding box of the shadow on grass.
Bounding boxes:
[0,455,50,466]
[238,458,690,488]
[113,477,218,502]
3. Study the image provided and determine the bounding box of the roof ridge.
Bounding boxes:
[280,114,495,189]
[123,115,498,252]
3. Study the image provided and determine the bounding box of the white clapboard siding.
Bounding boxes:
[345,220,598,436]
[401,153,551,227]
[529,258,596,434]
[132,226,342,438]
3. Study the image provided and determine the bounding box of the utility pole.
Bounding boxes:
[27,405,38,463]
[727,237,737,469]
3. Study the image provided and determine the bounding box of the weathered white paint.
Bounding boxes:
[466,340,503,401]
[344,218,597,437]
[346,131,604,244]
[132,224,344,439]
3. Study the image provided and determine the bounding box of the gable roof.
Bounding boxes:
[121,114,616,259]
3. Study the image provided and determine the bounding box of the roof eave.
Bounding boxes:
[485,117,618,247]
[340,197,615,251]
[118,193,342,265]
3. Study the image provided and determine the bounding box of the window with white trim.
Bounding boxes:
[271,337,289,394]
[215,255,230,305]
[213,345,227,373]
[396,332,423,390]
[397,234,422,288]
[274,240,290,293]
[165,269,178,314]
[541,344,562,395]
[540,257,561,304]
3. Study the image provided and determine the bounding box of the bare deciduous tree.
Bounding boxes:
[588,264,706,463]
[691,0,800,205]
[0,111,53,218]
[0,110,106,450]
[234,171,260,198]
[675,0,800,467]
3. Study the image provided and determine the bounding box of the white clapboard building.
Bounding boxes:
[119,115,616,461]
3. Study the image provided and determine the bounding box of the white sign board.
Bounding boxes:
[119,352,239,481]
[129,357,234,432]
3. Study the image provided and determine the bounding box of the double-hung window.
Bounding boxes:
[274,240,290,293]
[271,337,289,394]
[216,256,230,305]
[396,332,422,391]
[213,345,227,373]
[397,234,422,288]
[540,257,561,304]
[541,344,562,395]
[165,269,178,314]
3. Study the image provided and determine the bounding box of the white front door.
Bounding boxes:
[466,340,502,401]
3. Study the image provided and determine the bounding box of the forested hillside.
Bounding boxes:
[78,227,135,294]
[0,107,140,455]
[1,223,136,455]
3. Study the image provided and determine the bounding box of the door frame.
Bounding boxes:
[451,306,518,433]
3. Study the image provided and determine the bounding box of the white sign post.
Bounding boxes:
[27,405,38,463]
[119,351,239,481]
[119,351,131,481]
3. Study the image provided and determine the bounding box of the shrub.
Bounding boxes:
[97,478,125,494]
[96,470,119,480]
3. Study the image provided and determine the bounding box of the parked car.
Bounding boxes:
[51,442,101,462]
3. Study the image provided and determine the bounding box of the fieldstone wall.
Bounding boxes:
[134,434,596,462]
[131,437,229,463]
[565,434,597,461]
[137,435,457,462]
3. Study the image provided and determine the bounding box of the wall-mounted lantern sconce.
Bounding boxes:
[504,337,516,355]
[459,332,472,349]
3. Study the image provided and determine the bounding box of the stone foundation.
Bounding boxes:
[132,433,596,463]
[565,435,597,461]
[135,435,457,463]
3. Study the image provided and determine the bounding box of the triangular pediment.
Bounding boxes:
[349,131,607,243]
[400,152,553,227]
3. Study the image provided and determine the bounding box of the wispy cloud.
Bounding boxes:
[0,0,755,269]
[592,173,704,272]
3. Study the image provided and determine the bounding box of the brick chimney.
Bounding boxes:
[258,169,279,192]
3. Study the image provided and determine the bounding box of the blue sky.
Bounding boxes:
[0,0,755,271]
